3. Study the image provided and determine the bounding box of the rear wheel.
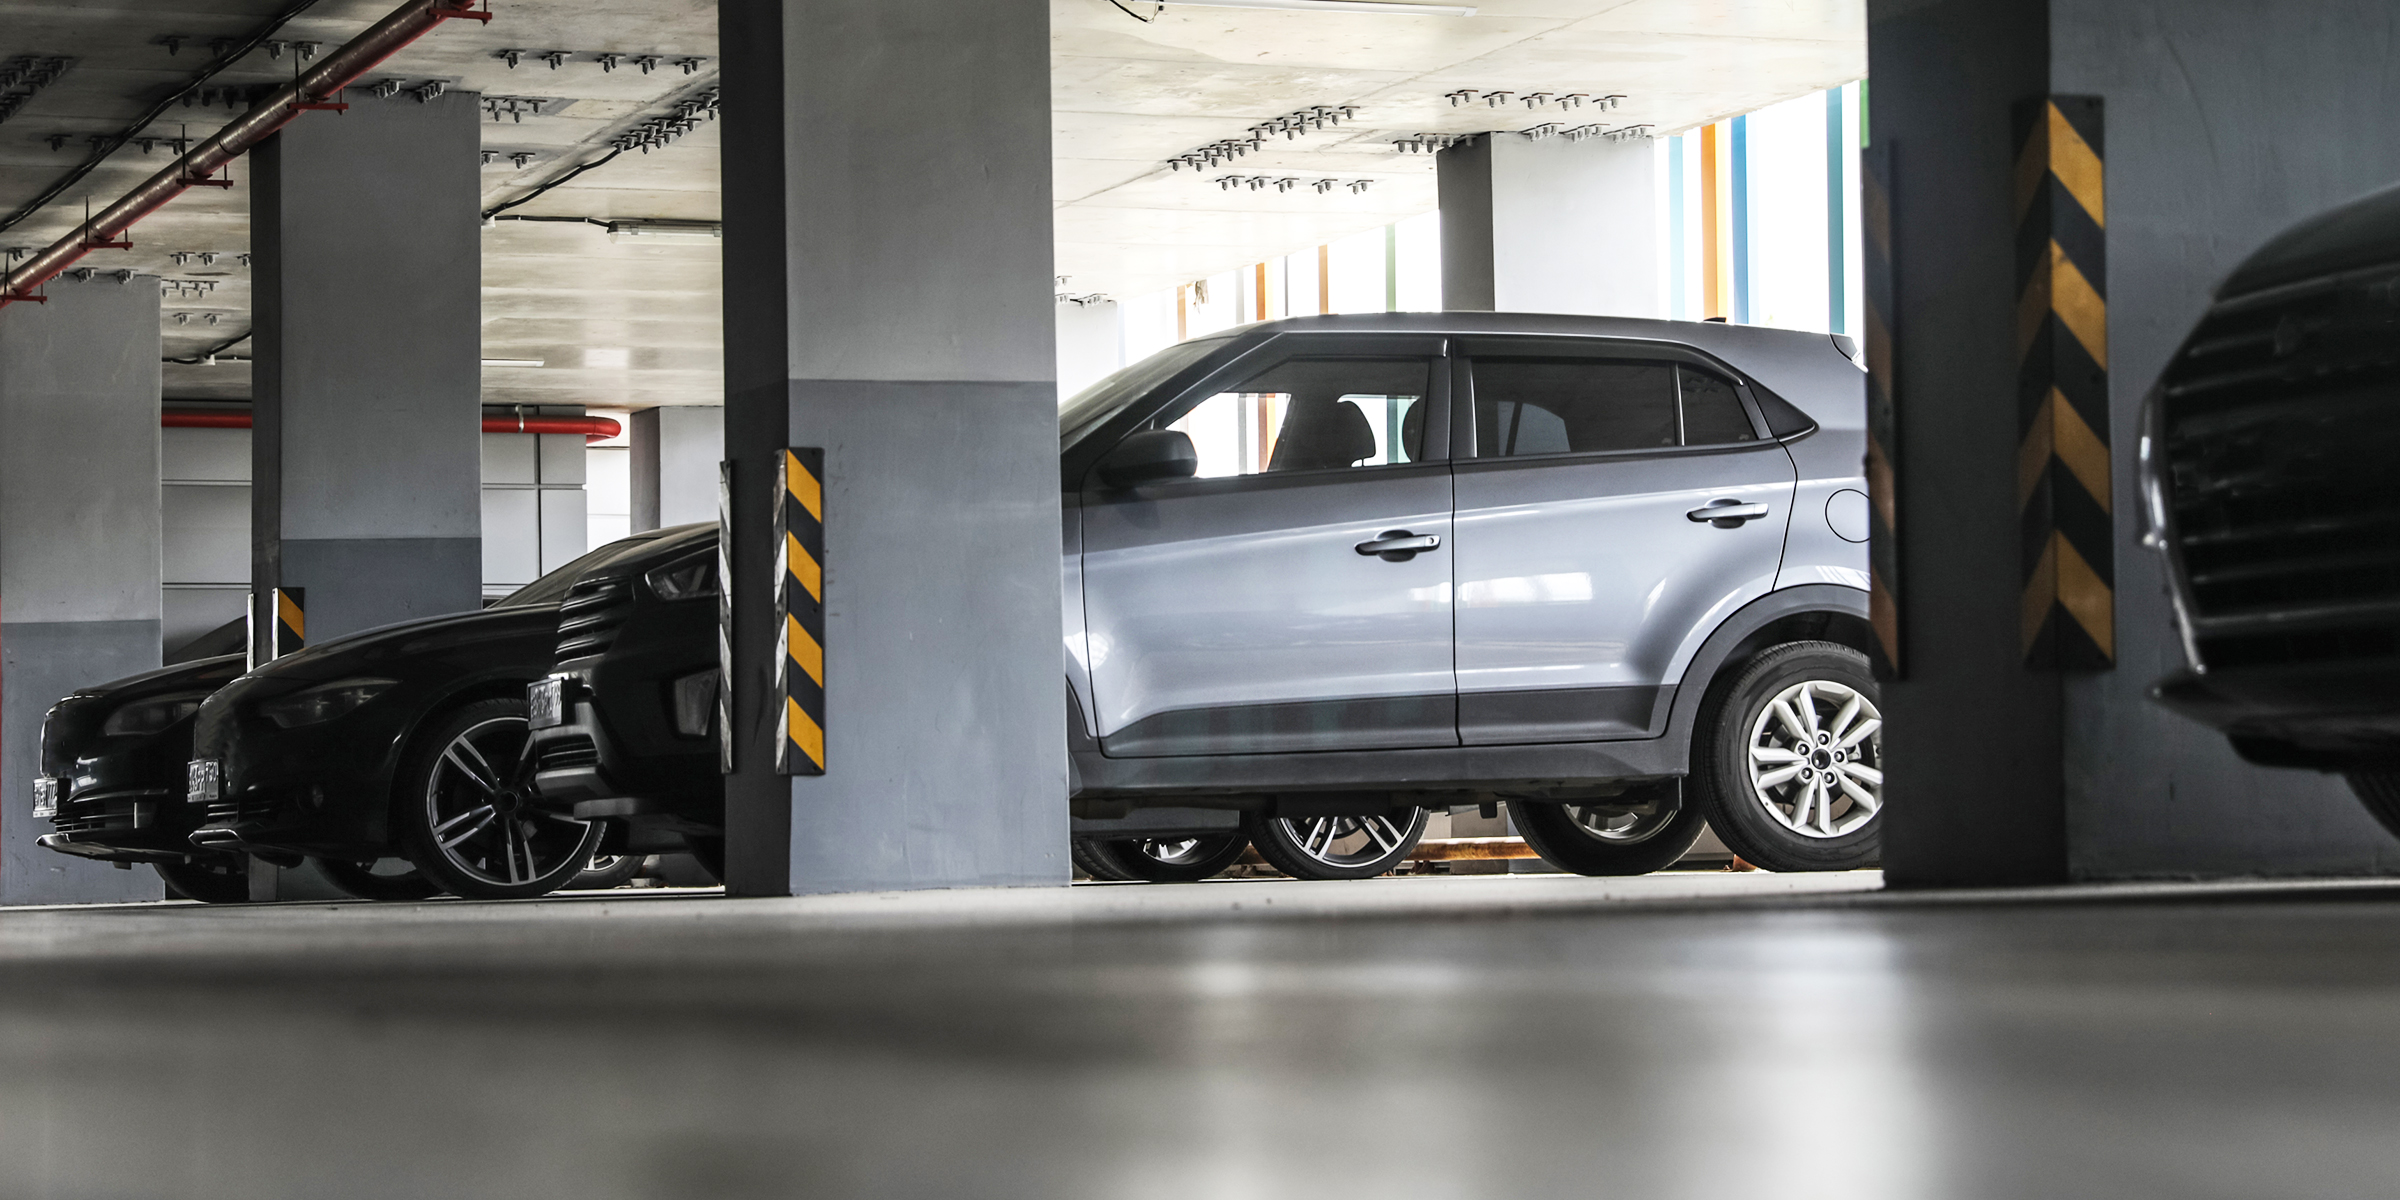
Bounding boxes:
[396,698,604,900]
[155,855,249,904]
[1243,807,1427,880]
[1078,833,1248,882]
[562,852,646,891]
[314,856,442,901]
[1512,784,1709,876]
[1690,641,1884,872]
[1071,838,1136,881]
[2342,772,2400,841]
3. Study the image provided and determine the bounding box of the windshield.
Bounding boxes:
[492,534,665,608]
[1059,337,1230,448]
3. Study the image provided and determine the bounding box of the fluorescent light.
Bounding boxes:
[1166,0,1477,14]
[607,220,722,243]
[481,358,545,368]
[584,347,631,370]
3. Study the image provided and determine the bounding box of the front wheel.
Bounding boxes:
[1690,641,1884,872]
[315,856,443,901]
[1078,833,1248,882]
[1243,807,1427,880]
[396,698,604,900]
[1512,784,1709,876]
[155,855,250,903]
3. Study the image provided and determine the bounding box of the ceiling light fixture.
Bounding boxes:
[1166,0,1476,15]
[481,358,544,367]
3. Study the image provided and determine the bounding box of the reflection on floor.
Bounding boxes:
[2,871,2397,1198]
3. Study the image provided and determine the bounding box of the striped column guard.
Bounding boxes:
[716,461,734,774]
[1862,140,1901,677]
[773,448,827,775]
[2013,96,2113,669]
[273,587,305,658]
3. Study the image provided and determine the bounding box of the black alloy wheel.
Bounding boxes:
[1243,807,1428,880]
[154,855,250,904]
[314,856,443,901]
[562,852,647,891]
[1689,641,1884,872]
[1512,784,1710,876]
[397,698,604,900]
[1077,833,1249,882]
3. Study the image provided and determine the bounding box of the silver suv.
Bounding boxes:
[1061,313,1879,880]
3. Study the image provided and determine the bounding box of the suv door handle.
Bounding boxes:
[1688,500,1771,527]
[1356,530,1441,561]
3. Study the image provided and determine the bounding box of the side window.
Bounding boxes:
[1679,367,1761,445]
[1159,357,1430,478]
[1472,360,1677,457]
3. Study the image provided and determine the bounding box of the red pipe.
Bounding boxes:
[163,410,624,443]
[1,0,493,309]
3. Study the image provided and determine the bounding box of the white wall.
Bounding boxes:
[1487,134,1661,318]
[1055,300,1123,401]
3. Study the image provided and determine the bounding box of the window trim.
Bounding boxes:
[1448,336,1781,465]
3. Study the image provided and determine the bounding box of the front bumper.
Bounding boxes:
[2153,662,2400,770]
[529,697,721,846]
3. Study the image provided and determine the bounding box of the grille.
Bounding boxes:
[556,576,635,661]
[2162,266,2400,671]
[202,793,277,826]
[537,735,600,773]
[51,788,170,836]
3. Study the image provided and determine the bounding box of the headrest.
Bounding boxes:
[1269,399,1379,472]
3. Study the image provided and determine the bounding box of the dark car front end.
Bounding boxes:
[2145,183,2400,769]
[527,523,723,856]
[37,654,247,864]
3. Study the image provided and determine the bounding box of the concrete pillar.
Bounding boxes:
[1439,133,1660,316]
[250,90,482,651]
[720,0,1066,895]
[0,274,167,904]
[628,406,722,533]
[1870,0,2400,885]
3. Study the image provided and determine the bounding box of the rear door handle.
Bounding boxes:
[1688,500,1771,527]
[1356,530,1441,560]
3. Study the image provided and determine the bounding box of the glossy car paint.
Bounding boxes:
[36,654,246,863]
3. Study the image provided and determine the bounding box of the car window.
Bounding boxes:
[1154,357,1431,478]
[1679,367,1760,445]
[1473,360,1678,457]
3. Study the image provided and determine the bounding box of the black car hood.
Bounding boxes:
[2220,181,2400,299]
[71,654,245,703]
[245,604,560,684]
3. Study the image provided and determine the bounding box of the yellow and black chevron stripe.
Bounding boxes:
[1862,140,1901,678]
[773,448,827,775]
[2014,95,2112,669]
[273,587,305,658]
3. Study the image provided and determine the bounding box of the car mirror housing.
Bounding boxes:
[1096,429,1198,489]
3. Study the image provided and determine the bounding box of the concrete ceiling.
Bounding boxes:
[0,0,1860,410]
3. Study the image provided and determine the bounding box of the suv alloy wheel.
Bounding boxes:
[1075,833,1249,882]
[1513,782,1710,875]
[1243,807,1428,880]
[1690,641,1884,872]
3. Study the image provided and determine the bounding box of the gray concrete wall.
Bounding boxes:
[629,406,720,533]
[252,89,482,648]
[721,0,1067,895]
[2052,0,2400,877]
[0,274,166,904]
[1441,133,1660,317]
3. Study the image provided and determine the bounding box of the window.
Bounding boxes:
[1680,368,1760,445]
[1471,359,1761,458]
[1160,358,1430,478]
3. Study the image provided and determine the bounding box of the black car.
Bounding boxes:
[186,531,681,899]
[2143,181,2400,834]
[525,524,726,876]
[34,630,254,902]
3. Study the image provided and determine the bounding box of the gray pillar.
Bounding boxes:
[1439,132,1660,316]
[251,90,482,651]
[0,274,167,904]
[1870,0,2400,885]
[721,0,1067,895]
[628,406,722,533]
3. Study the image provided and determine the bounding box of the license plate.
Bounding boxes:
[527,676,567,730]
[31,776,58,820]
[186,759,221,804]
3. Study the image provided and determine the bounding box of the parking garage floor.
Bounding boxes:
[3,872,2397,1199]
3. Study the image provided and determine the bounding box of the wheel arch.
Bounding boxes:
[1661,584,1872,766]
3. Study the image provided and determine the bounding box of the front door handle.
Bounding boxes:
[1356,530,1441,561]
[1687,499,1771,528]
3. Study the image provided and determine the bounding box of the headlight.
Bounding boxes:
[102,692,210,737]
[256,678,397,729]
[645,553,717,601]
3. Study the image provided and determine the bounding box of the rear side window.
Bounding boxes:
[1679,368,1760,445]
[1473,360,1677,457]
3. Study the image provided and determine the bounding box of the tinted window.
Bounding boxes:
[1473,360,1677,457]
[1157,357,1430,478]
[1679,367,1759,445]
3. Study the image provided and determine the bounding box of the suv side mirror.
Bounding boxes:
[1096,429,1198,489]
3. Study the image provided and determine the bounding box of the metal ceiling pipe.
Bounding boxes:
[0,0,493,309]
[163,410,625,443]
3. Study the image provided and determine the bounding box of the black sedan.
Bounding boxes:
[2142,181,2400,833]
[188,531,680,899]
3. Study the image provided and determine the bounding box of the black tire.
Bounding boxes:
[686,836,726,885]
[2342,772,2400,841]
[1690,640,1884,872]
[1243,807,1427,880]
[1079,833,1248,882]
[315,856,443,901]
[562,852,646,891]
[1071,838,1137,882]
[155,856,249,904]
[395,698,605,900]
[1512,784,1709,876]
